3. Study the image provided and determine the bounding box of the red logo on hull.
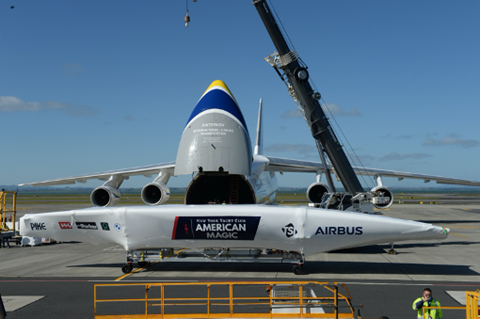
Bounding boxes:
[58,221,72,229]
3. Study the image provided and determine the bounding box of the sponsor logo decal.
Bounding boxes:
[58,221,72,229]
[30,222,46,231]
[172,216,261,240]
[75,222,98,230]
[101,222,110,231]
[282,223,298,238]
[315,226,363,235]
[114,223,122,232]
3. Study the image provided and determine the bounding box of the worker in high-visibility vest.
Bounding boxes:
[412,288,443,319]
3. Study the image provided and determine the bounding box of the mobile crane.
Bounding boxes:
[253,0,389,212]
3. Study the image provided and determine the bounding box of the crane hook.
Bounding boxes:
[184,11,190,27]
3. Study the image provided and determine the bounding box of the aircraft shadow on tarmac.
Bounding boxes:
[67,263,124,268]
[139,260,478,276]
[331,241,480,254]
[384,241,480,249]
[66,256,479,277]
[301,261,478,276]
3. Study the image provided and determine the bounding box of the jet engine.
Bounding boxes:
[141,182,170,205]
[91,186,121,207]
[371,186,394,209]
[307,182,329,203]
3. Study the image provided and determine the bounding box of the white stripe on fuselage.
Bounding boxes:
[183,108,248,135]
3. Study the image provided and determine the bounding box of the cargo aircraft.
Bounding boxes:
[19,80,463,274]
[19,80,480,210]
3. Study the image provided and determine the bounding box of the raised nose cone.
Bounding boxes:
[184,80,248,132]
[174,80,252,176]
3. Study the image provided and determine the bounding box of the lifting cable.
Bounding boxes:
[318,93,376,190]
[184,0,193,27]
[267,0,375,190]
[267,0,296,52]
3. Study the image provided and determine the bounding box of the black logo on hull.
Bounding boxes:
[172,216,261,240]
[282,223,298,238]
[315,226,363,235]
[75,222,98,230]
[30,223,46,231]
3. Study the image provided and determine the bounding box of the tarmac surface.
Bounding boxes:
[1,198,480,318]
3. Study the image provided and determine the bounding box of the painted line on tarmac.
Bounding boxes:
[448,225,480,229]
[2,295,45,312]
[114,248,188,281]
[89,279,198,283]
[0,279,88,282]
[342,281,480,287]
[450,232,469,239]
[114,262,157,281]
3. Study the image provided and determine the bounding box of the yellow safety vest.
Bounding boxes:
[412,297,443,319]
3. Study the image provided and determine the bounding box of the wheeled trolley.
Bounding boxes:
[121,247,306,275]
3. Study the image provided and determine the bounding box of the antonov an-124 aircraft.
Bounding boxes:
[19,80,464,274]
[20,80,480,210]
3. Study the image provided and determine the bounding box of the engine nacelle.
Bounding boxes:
[141,182,170,205]
[371,186,394,209]
[307,182,329,203]
[90,186,121,207]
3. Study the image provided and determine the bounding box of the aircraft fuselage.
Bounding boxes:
[175,80,278,205]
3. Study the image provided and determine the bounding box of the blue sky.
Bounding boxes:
[1,0,479,190]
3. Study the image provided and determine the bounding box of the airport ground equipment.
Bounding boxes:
[254,0,389,212]
[94,281,359,318]
[122,248,304,274]
[0,191,19,247]
[422,289,480,319]
[0,191,16,232]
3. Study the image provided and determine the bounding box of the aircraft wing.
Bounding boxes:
[262,156,326,173]
[18,162,176,187]
[263,156,480,187]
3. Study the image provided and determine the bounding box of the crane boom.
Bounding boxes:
[253,0,364,196]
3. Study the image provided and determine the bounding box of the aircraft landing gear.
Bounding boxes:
[121,262,133,274]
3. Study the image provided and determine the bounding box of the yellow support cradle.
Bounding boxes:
[0,191,17,234]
